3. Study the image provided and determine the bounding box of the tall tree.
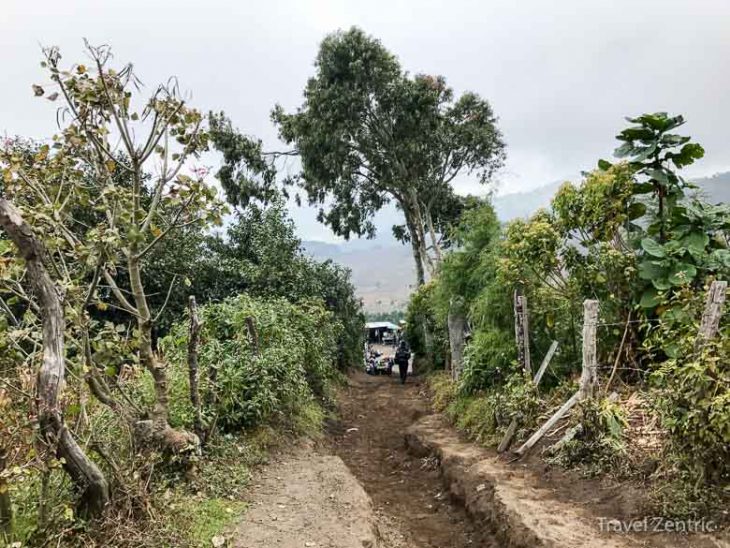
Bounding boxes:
[1,43,226,457]
[271,27,505,285]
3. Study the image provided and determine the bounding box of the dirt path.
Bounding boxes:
[329,372,496,548]
[232,442,380,547]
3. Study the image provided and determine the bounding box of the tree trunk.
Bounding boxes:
[424,205,443,263]
[403,210,426,286]
[128,256,170,425]
[408,189,434,275]
[127,255,199,454]
[447,299,466,381]
[0,198,110,517]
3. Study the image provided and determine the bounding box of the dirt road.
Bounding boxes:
[329,372,496,547]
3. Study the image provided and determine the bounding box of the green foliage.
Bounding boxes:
[545,398,628,476]
[648,286,730,484]
[365,310,405,324]
[272,27,504,283]
[430,371,550,446]
[601,113,730,311]
[209,112,278,209]
[167,497,247,547]
[404,282,447,369]
[459,327,516,393]
[410,113,729,514]
[612,113,704,243]
[637,201,730,308]
[160,294,341,433]
[193,200,364,372]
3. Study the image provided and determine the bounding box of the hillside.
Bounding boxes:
[303,240,416,313]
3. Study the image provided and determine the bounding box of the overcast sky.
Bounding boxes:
[3,0,730,241]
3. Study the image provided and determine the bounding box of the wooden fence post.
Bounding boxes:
[448,298,467,381]
[696,280,727,350]
[513,292,532,375]
[187,295,203,439]
[246,316,260,357]
[497,340,558,453]
[533,341,558,386]
[578,300,599,400]
[515,299,598,457]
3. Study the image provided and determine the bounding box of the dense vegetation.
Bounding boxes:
[0,43,362,547]
[407,112,730,518]
[1,24,728,547]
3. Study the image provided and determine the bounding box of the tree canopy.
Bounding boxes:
[271,27,505,284]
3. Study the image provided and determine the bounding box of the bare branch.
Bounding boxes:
[101,269,139,315]
[152,275,177,324]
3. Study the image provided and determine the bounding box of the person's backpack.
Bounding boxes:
[395,347,410,364]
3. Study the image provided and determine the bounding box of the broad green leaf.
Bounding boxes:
[664,342,680,358]
[627,202,647,220]
[667,262,697,286]
[641,238,666,258]
[640,287,662,308]
[632,182,654,195]
[671,143,705,168]
[638,260,665,280]
[682,232,709,256]
[614,142,633,158]
[708,249,730,269]
[652,277,672,291]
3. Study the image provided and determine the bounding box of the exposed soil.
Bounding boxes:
[328,371,496,547]
[231,366,728,547]
[232,441,380,548]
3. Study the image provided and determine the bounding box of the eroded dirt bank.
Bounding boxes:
[232,371,728,547]
[329,372,496,547]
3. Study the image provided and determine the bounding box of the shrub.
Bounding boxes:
[159,294,342,434]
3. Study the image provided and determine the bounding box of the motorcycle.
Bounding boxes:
[365,349,393,376]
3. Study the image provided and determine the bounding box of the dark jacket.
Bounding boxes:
[394,347,411,365]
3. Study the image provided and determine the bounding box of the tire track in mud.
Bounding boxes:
[329,372,496,548]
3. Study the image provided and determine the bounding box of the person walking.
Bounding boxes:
[394,340,411,384]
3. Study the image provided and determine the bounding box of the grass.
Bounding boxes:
[166,496,248,547]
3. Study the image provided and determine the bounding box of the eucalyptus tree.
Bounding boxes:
[271,27,505,286]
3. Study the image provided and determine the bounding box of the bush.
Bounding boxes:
[648,286,730,485]
[159,294,342,434]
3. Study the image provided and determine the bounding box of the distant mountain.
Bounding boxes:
[304,172,729,312]
[492,180,565,220]
[492,171,730,221]
[302,239,414,313]
[692,172,730,204]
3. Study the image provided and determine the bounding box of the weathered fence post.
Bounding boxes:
[497,340,558,453]
[533,340,558,386]
[513,291,532,375]
[246,316,260,356]
[696,280,727,350]
[448,298,467,381]
[515,299,598,457]
[578,300,599,400]
[187,295,203,439]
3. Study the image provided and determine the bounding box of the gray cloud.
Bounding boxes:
[2,0,729,241]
